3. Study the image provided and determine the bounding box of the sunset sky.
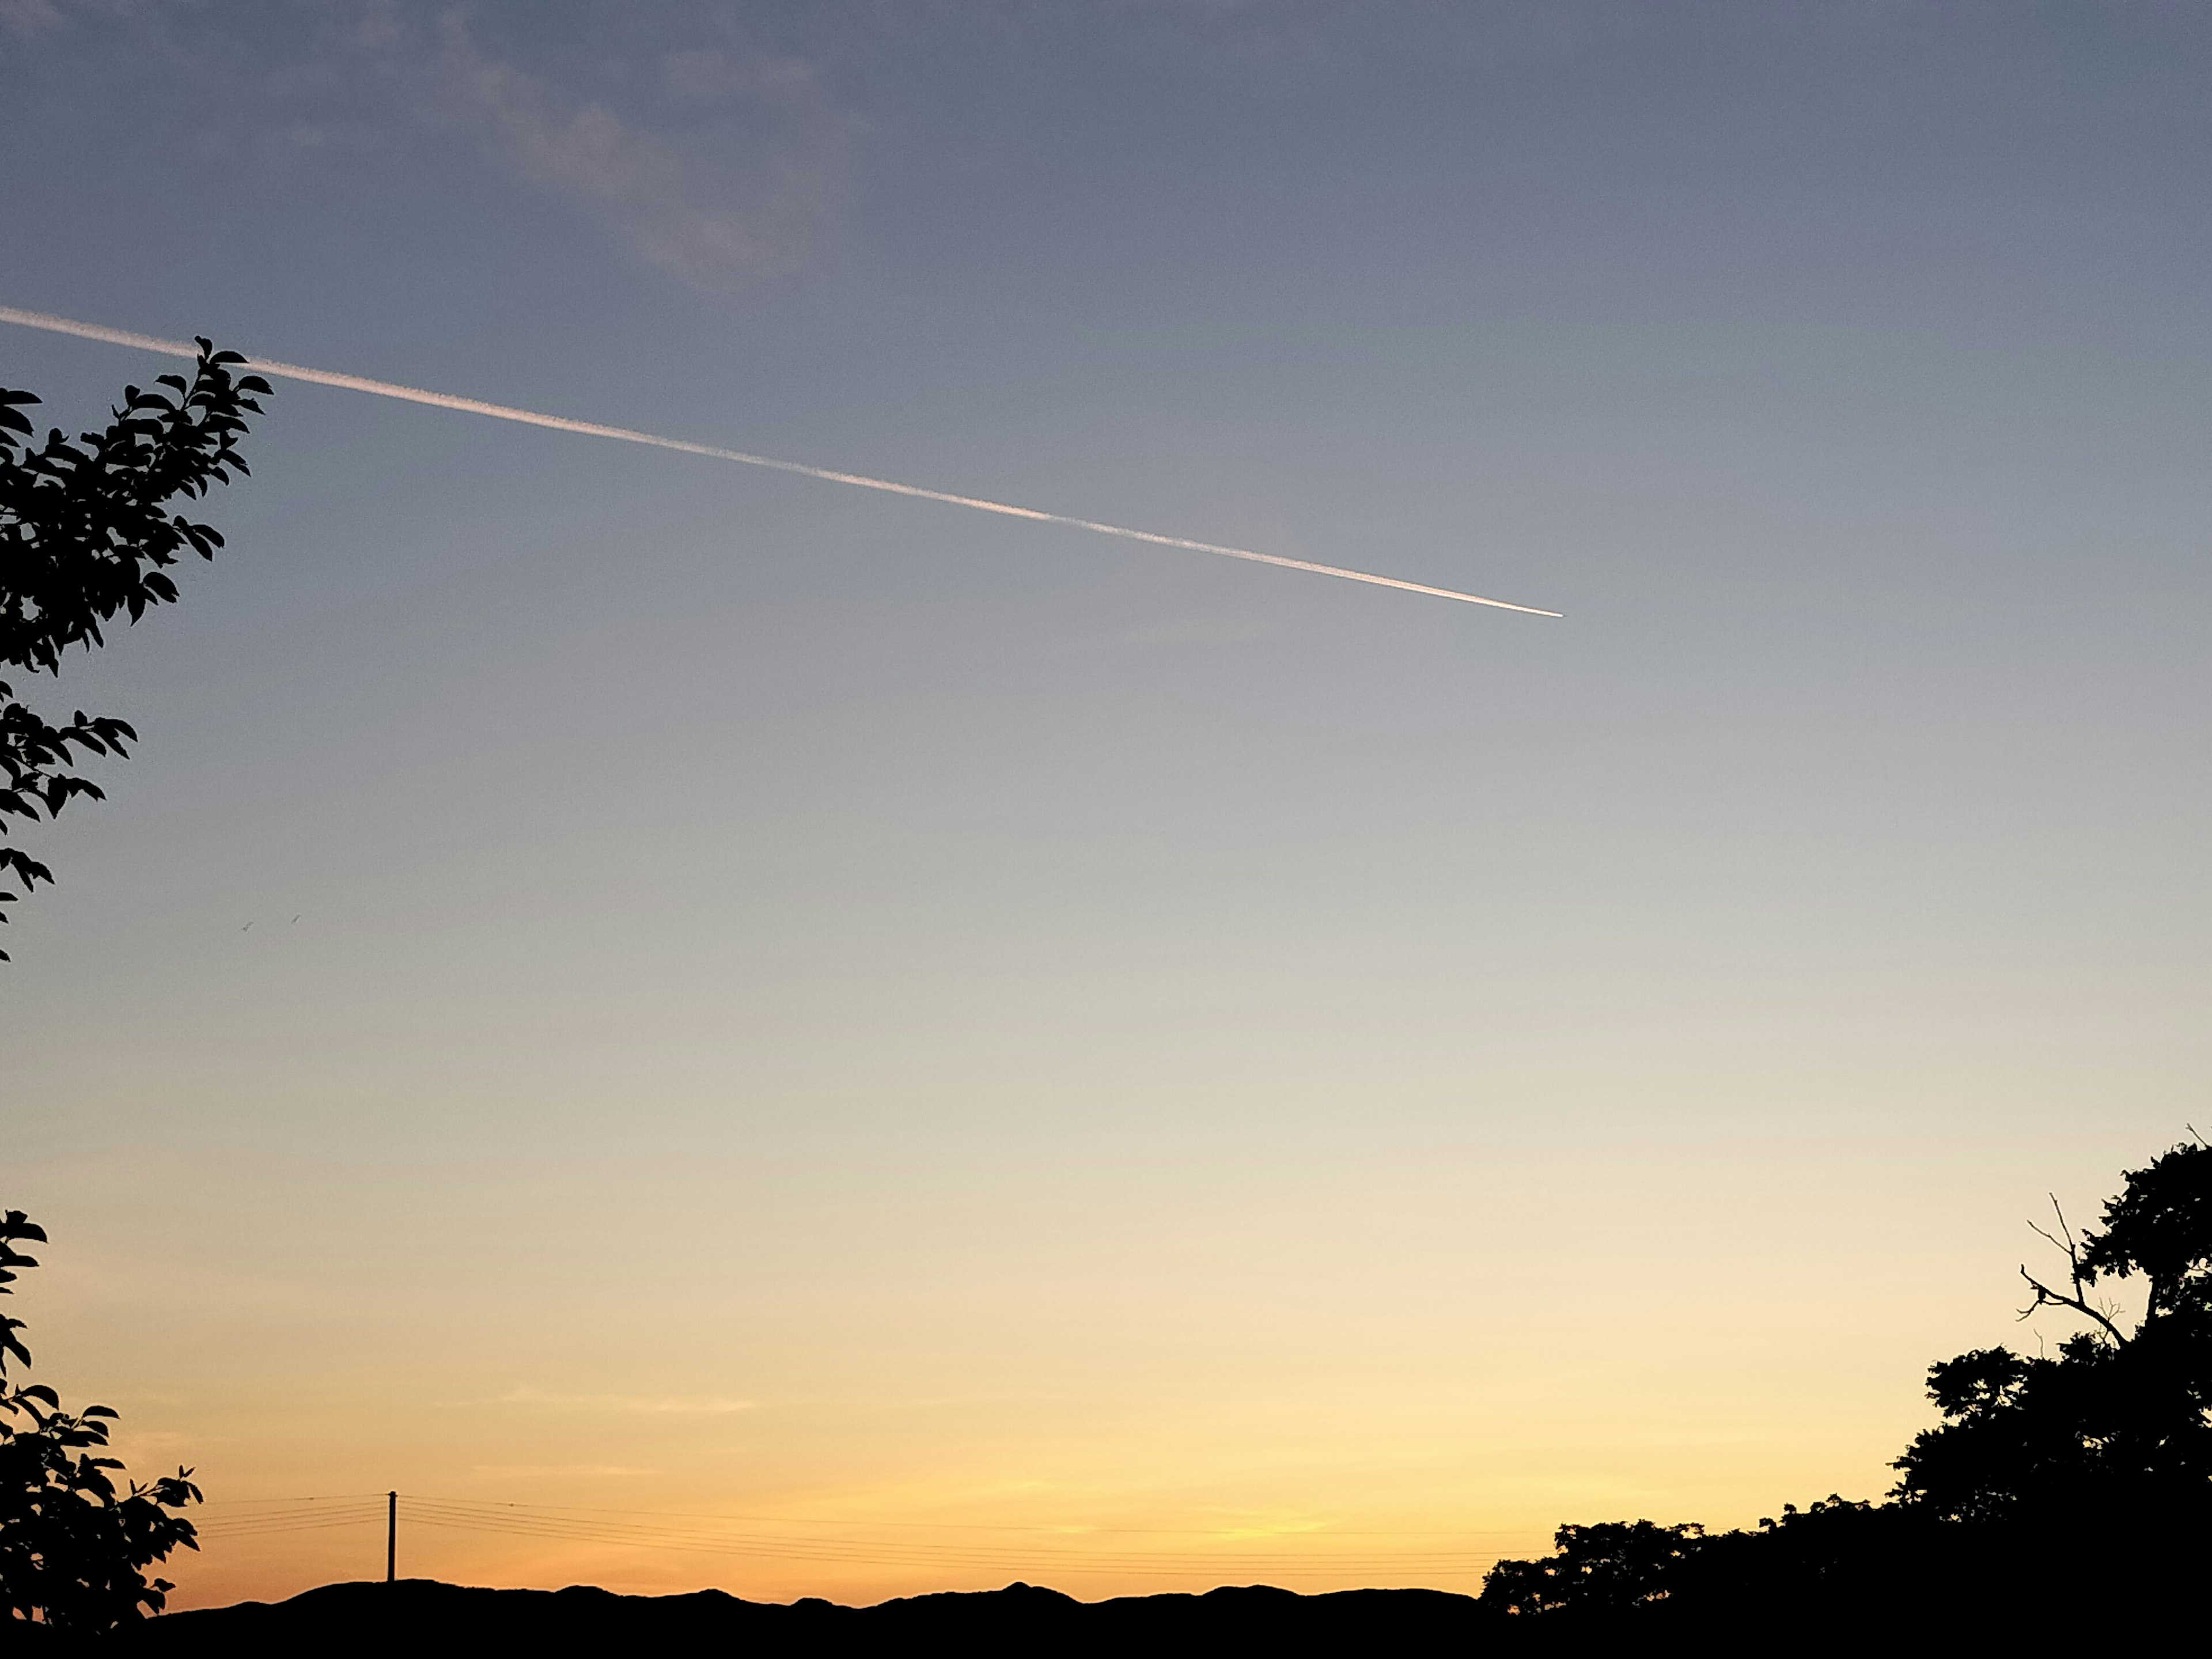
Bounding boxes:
[4,0,2209,1611]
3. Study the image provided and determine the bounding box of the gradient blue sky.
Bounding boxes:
[3,0,2208,1605]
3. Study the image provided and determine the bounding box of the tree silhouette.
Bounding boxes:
[1,1210,202,1630]
[1,340,259,1624]
[0,342,268,959]
[1891,1137,2212,1527]
[1477,1518,1704,1615]
[1479,1139,2212,1627]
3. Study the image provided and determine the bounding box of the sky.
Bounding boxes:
[3,0,2210,1610]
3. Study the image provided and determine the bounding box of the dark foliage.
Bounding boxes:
[0,342,267,958]
[1892,1139,2212,1524]
[1478,1518,1703,1615]
[1478,1141,2212,1632]
[1,1210,202,1630]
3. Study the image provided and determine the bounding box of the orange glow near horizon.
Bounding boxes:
[12,6,2206,1621]
[51,1147,1990,1615]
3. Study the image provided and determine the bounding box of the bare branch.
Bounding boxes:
[2017,1266,2130,1348]
[2025,1215,2069,1256]
[2016,1196,2130,1346]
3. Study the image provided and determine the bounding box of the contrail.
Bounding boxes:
[1,304,1559,616]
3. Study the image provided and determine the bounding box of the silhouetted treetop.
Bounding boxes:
[0,340,267,959]
[1891,1137,2212,1524]
[1478,1519,1703,1616]
[2078,1139,2212,1322]
[0,347,266,671]
[1,1207,203,1630]
[1479,1139,2212,1632]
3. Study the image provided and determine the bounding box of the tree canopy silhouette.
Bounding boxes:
[1479,1138,2212,1630]
[1892,1138,2212,1525]
[1,1210,202,1630]
[0,341,268,958]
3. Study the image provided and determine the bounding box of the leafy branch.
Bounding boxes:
[1,1209,203,1628]
[0,342,269,959]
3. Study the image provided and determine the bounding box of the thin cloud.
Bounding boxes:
[2,3,851,298]
[0,0,60,37]
[432,14,850,297]
[495,1385,758,1415]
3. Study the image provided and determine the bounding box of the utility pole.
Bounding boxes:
[386,1491,396,1584]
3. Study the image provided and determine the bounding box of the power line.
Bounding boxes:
[199,1491,1530,1539]
[404,1497,1505,1555]
[188,1491,1526,1582]
[407,1520,1495,1567]
[195,1510,387,1537]
[422,1497,1536,1539]
[399,1498,1501,1575]
[402,1516,1499,1577]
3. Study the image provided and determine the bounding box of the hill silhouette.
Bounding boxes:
[104,1578,1502,1653]
[84,1567,2143,1653]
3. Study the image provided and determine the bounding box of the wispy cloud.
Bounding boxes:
[1112,614,1279,648]
[2,2,851,298]
[0,0,60,38]
[431,14,850,297]
[494,1385,757,1415]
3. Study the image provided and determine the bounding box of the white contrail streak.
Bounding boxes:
[1,305,1559,616]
